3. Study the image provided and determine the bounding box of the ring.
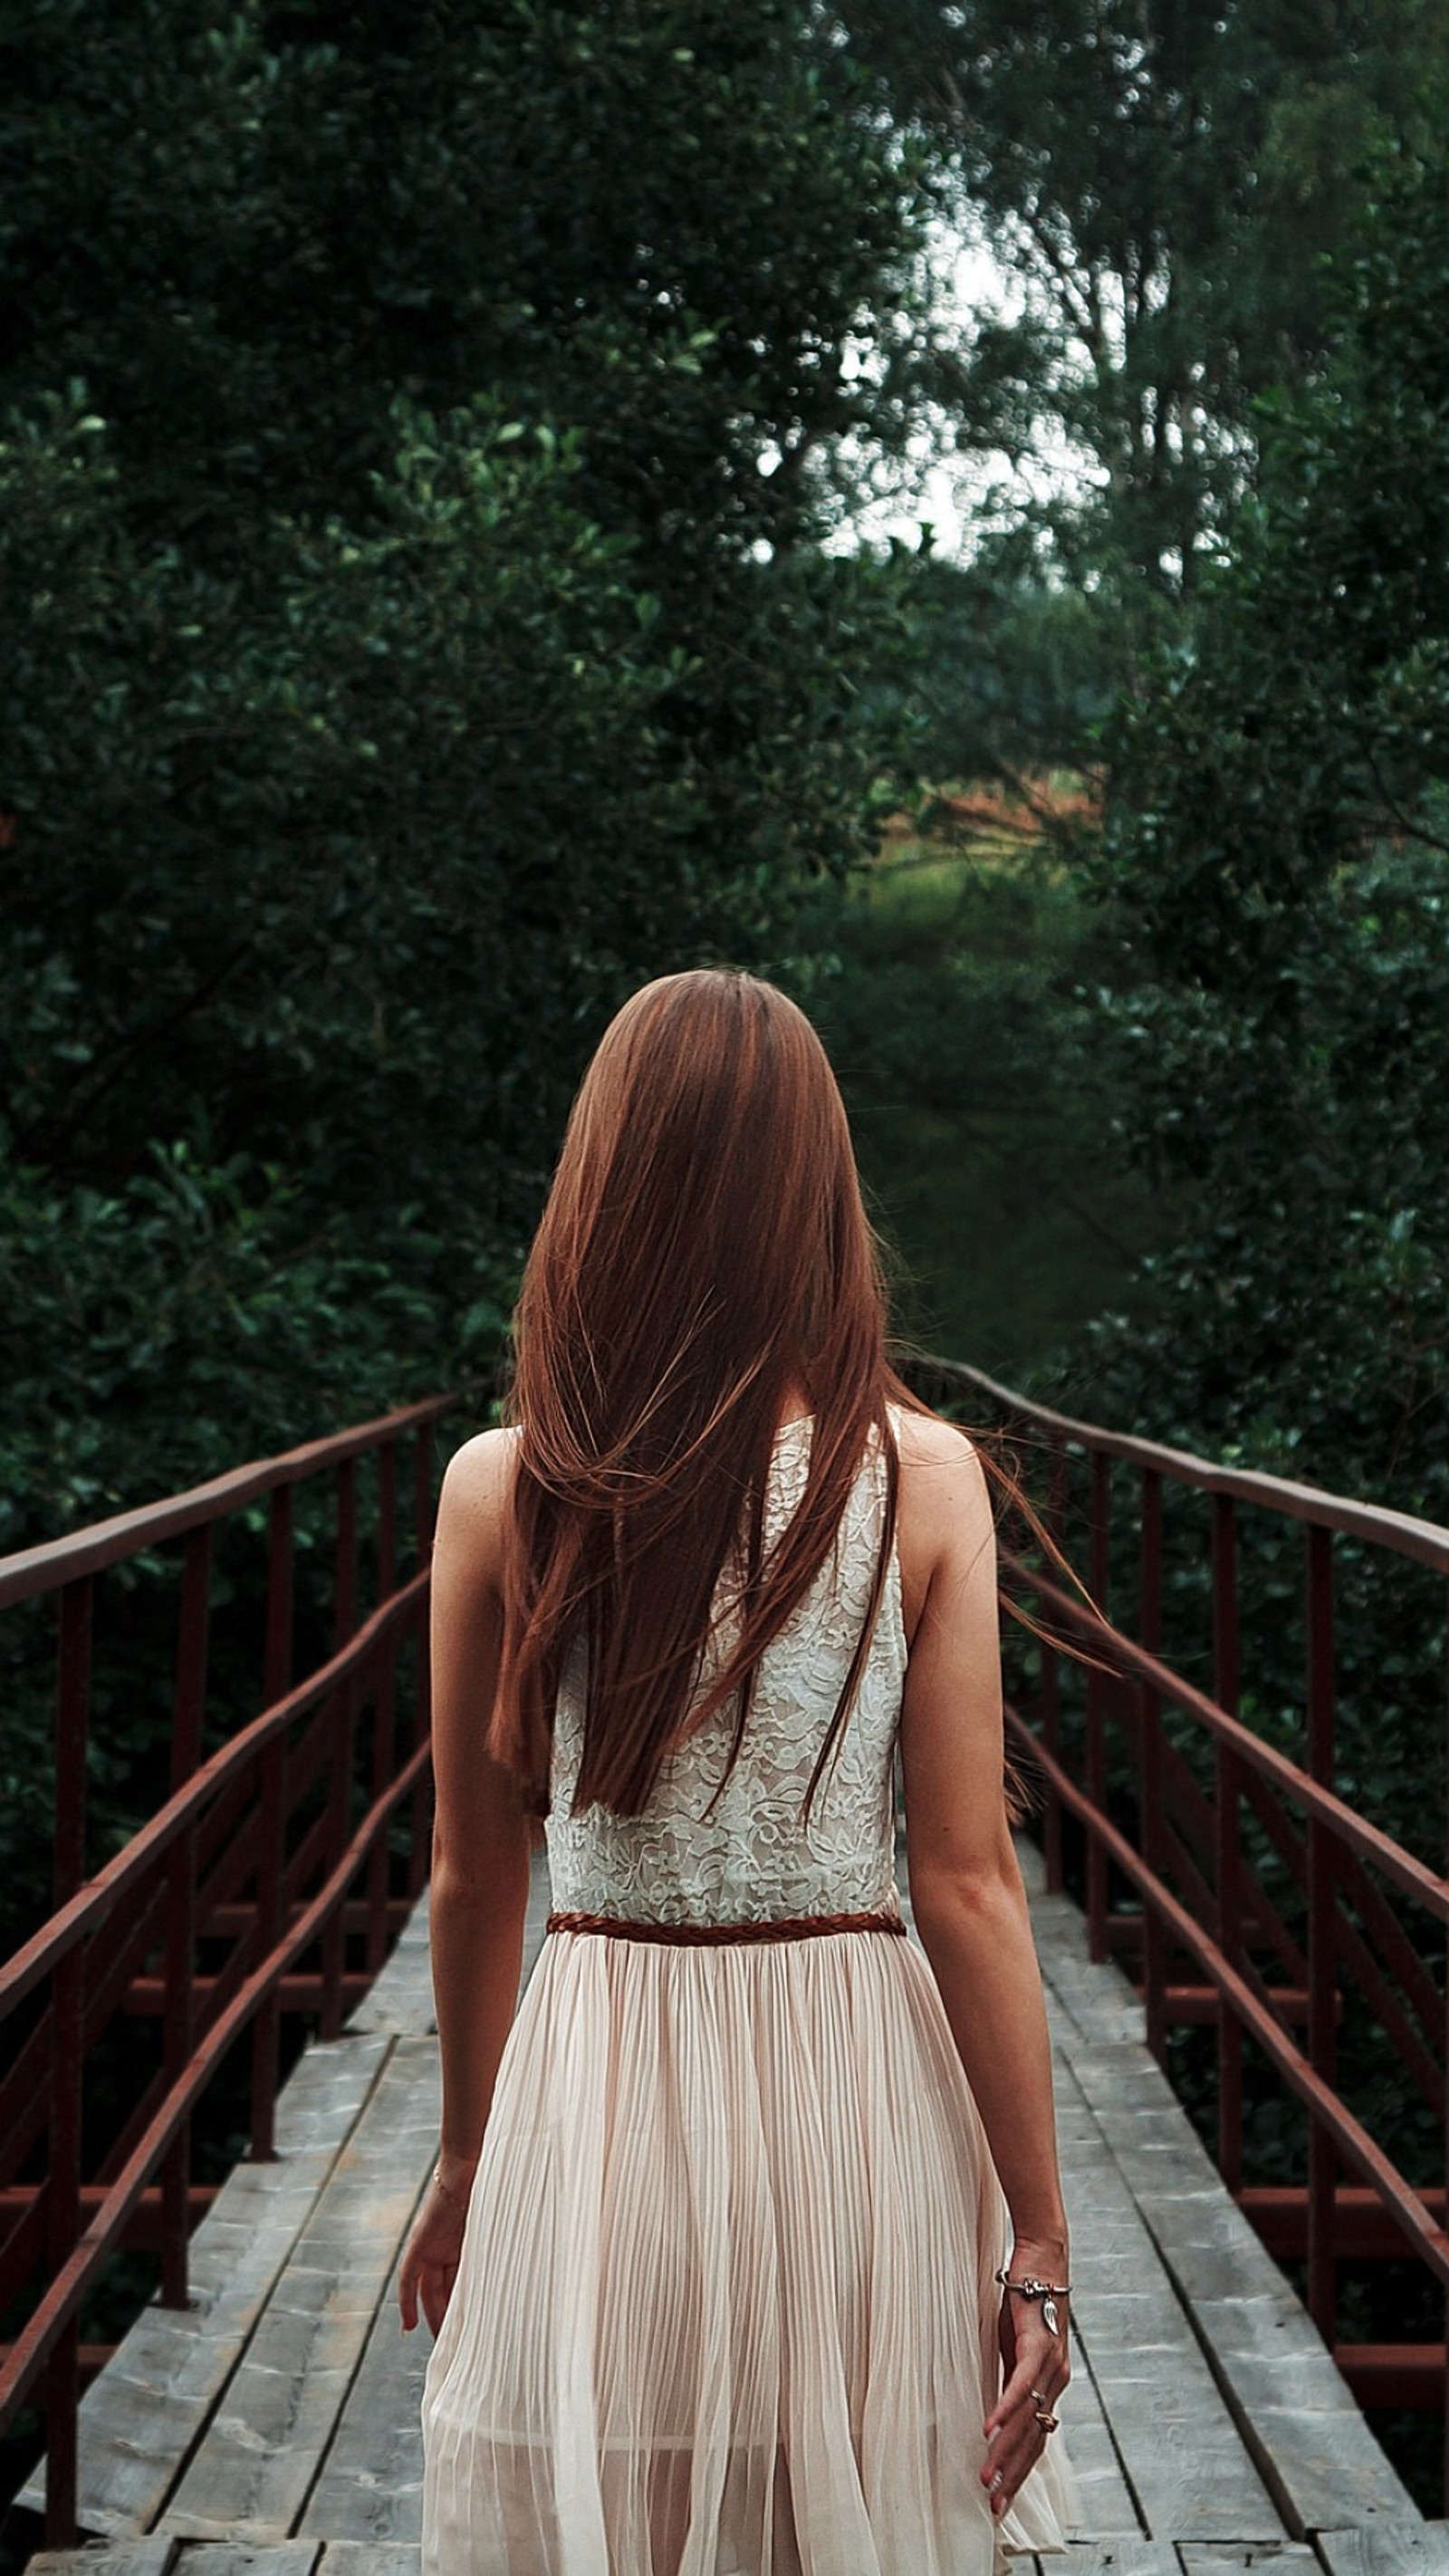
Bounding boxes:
[1032,2407,1060,2431]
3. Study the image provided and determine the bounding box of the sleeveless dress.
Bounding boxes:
[420,1409,1082,2575]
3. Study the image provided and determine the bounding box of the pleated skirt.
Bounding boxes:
[420,1923,1082,2576]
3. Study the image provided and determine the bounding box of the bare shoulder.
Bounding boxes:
[894,1406,990,1522]
[891,1407,993,1638]
[893,1406,978,1466]
[435,1426,520,1576]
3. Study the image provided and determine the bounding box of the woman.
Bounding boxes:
[399,968,1081,2575]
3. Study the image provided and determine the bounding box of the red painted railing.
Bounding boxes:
[913,1354,1449,2466]
[10,1363,1449,2523]
[0,1395,456,2546]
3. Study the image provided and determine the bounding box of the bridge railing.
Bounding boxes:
[13,1365,1449,2522]
[0,1394,456,2547]
[911,1353,1449,2470]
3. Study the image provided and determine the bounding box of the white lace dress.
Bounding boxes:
[420,1411,1082,2575]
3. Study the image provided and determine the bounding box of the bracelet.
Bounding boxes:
[432,2161,475,2206]
[994,2264,1070,2335]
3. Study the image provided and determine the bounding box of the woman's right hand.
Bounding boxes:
[980,2244,1071,2521]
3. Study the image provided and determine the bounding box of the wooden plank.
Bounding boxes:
[1316,2530,1449,2576]
[164,2039,440,2543]
[1180,2550,1324,2573]
[304,1871,558,2543]
[1013,1831,1049,1899]
[1069,2039,1421,2533]
[173,2550,321,2576]
[18,2038,393,2535]
[316,2546,420,2576]
[516,1846,553,1988]
[1034,1929,1151,2052]
[1047,2054,1287,2542]
[23,1827,1430,2569]
[24,1862,550,2551]
[1029,2544,1176,2576]
[1040,2322,1143,2539]
[1017,1835,1420,2536]
[298,2225,427,2543]
[27,2545,178,2576]
[910,1825,1271,2537]
[343,1897,434,2037]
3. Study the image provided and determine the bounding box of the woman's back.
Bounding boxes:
[409,969,1080,2575]
[545,1410,907,1928]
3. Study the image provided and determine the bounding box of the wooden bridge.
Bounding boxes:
[4,1365,1449,2576]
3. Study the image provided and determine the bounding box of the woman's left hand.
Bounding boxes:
[398,2160,476,2339]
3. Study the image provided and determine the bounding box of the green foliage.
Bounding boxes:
[1078,132,1449,1523]
[845,0,1449,582]
[795,841,1169,1373]
[0,0,923,549]
[0,1144,443,1549]
[838,1,1449,814]
[900,544,1126,797]
[0,0,928,1544]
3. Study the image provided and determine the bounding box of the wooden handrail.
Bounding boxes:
[916,1352,1449,1573]
[0,1568,430,2017]
[1007,1552,1449,1924]
[0,1394,457,1610]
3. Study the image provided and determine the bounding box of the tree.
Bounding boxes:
[1071,127,1449,1525]
[0,0,926,1534]
[842,0,1449,595]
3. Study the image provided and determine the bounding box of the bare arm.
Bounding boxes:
[398,1427,533,2336]
[896,1412,1071,2514]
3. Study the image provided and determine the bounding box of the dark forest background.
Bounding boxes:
[5,0,1448,1546]
[5,0,1449,2516]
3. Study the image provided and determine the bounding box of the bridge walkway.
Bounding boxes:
[16,1841,1442,2576]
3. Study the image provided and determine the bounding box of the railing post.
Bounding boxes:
[1139,1466,1167,2069]
[366,1442,399,1975]
[1039,1433,1068,1893]
[321,1462,361,2037]
[1306,1519,1339,2346]
[408,1422,437,1898]
[1212,1494,1243,2193]
[414,1420,434,1572]
[334,1456,358,1653]
[161,1525,211,2310]
[45,1576,92,2545]
[250,1485,293,2161]
[264,1480,294,1701]
[1085,1449,1111,1961]
[53,1581,91,1908]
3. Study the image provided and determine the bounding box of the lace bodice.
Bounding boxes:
[544,1409,907,1926]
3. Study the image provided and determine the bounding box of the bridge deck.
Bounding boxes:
[15,1841,1444,2576]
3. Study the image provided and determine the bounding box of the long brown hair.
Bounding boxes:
[487,969,1078,1827]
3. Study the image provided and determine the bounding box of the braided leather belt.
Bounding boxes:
[545,1907,907,1945]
